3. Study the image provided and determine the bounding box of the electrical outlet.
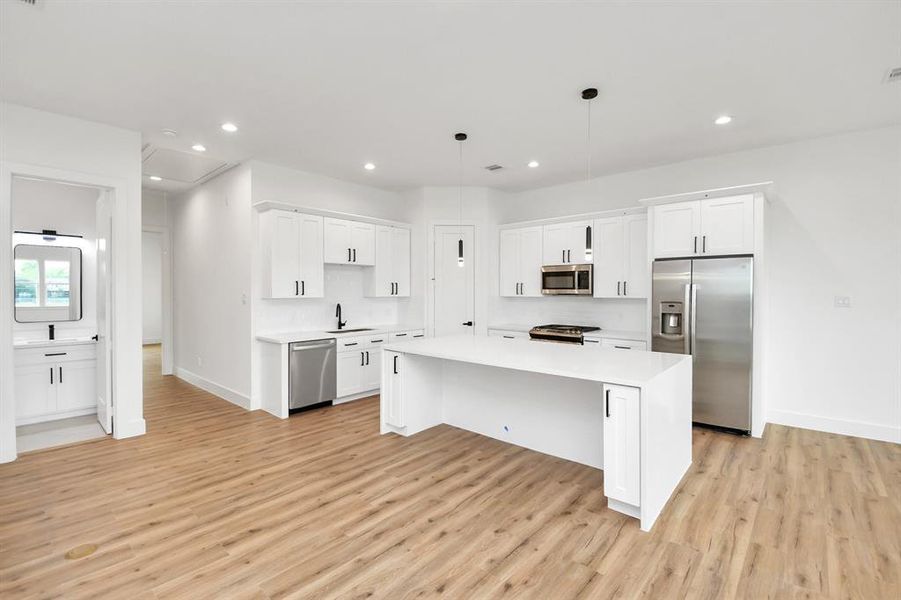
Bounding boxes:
[834,296,851,308]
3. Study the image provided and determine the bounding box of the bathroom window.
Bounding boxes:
[14,258,40,307]
[44,260,71,307]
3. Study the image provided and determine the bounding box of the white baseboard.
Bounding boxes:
[175,367,251,410]
[143,339,161,345]
[333,389,379,405]
[115,417,146,439]
[767,409,901,444]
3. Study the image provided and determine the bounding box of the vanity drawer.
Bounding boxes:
[14,344,97,367]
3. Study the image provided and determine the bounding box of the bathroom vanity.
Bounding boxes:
[13,338,98,425]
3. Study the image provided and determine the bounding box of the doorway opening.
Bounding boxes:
[10,176,113,453]
[430,224,476,337]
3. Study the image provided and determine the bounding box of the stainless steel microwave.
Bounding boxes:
[541,264,593,295]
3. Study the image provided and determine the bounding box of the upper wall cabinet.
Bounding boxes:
[499,226,543,297]
[651,194,753,258]
[324,218,376,265]
[364,225,411,297]
[593,214,648,298]
[260,210,324,298]
[542,220,593,265]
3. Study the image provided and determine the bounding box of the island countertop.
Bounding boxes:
[383,334,687,387]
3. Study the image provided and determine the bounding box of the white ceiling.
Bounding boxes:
[2,1,899,192]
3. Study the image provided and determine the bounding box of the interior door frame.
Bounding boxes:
[141,225,174,375]
[427,221,477,338]
[0,161,130,463]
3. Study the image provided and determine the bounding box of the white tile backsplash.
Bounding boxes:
[256,265,405,332]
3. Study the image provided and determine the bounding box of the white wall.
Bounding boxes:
[0,102,145,461]
[142,231,162,344]
[11,177,99,339]
[170,165,253,406]
[142,188,169,228]
[501,126,901,443]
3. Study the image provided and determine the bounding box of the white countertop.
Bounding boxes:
[13,336,96,349]
[487,323,646,342]
[383,334,686,387]
[257,324,424,345]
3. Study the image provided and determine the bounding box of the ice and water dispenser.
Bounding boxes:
[659,302,684,336]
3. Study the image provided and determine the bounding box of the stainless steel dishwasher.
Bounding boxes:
[289,338,337,410]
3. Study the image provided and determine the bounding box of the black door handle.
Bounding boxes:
[59,367,63,383]
[353,248,357,262]
[605,389,611,417]
[393,355,398,374]
[462,321,473,326]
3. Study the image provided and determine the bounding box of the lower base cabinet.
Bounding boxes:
[603,384,640,507]
[337,349,380,398]
[382,351,405,428]
[14,344,97,425]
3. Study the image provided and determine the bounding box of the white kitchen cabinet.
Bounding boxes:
[542,220,592,265]
[364,226,410,297]
[14,344,97,425]
[603,384,640,507]
[593,215,647,299]
[324,218,376,265]
[601,339,648,351]
[488,329,529,340]
[499,226,543,297]
[651,194,753,258]
[361,347,382,392]
[382,351,405,428]
[260,210,324,298]
[336,351,364,398]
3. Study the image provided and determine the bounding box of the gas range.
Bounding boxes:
[528,324,601,345]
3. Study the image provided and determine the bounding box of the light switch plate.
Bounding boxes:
[834,296,851,308]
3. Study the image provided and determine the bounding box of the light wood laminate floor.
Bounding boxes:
[0,345,898,599]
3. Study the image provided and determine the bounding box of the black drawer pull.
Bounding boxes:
[614,345,630,350]
[344,342,358,346]
[395,333,407,337]
[371,339,383,343]
[413,334,424,338]
[44,352,67,357]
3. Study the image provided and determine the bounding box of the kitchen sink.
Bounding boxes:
[326,328,374,334]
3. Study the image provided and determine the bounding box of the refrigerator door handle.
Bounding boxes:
[689,283,698,356]
[684,283,693,355]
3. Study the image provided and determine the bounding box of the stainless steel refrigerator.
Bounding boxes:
[651,257,753,433]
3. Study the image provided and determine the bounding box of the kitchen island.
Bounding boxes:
[380,334,692,531]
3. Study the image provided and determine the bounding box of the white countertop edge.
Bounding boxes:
[13,338,97,349]
[487,324,647,342]
[257,324,424,345]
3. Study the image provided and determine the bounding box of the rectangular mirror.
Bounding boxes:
[14,244,83,322]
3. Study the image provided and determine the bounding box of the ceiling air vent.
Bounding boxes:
[484,164,504,172]
[19,0,38,5]
[885,67,901,83]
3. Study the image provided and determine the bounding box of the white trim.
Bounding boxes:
[142,225,173,375]
[500,206,645,229]
[16,407,97,426]
[333,390,379,405]
[253,201,412,229]
[767,409,901,444]
[638,181,773,206]
[142,339,162,345]
[175,367,251,410]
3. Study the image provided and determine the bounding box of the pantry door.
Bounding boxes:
[432,225,475,337]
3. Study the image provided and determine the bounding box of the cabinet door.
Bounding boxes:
[391,227,411,296]
[361,349,382,391]
[518,226,544,296]
[265,211,301,298]
[623,215,648,298]
[603,384,640,506]
[382,351,405,428]
[567,220,594,264]
[351,222,376,265]
[337,351,364,397]
[652,201,701,258]
[324,218,353,264]
[298,214,324,297]
[56,360,98,412]
[499,230,520,297]
[14,363,56,420]
[592,217,624,298]
[369,225,395,297]
[700,195,753,255]
[542,223,569,265]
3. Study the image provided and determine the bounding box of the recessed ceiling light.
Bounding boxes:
[221,122,238,133]
[192,144,207,152]
[527,160,540,168]
[714,115,733,125]
[161,129,177,137]
[149,175,162,181]
[364,163,376,171]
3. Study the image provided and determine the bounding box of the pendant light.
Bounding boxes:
[455,132,467,267]
[582,87,597,262]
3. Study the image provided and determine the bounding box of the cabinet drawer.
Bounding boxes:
[389,329,424,341]
[14,344,97,367]
[488,329,527,340]
[601,338,647,351]
[337,336,370,352]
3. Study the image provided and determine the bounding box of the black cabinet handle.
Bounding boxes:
[50,367,54,385]
[348,248,352,262]
[617,281,621,296]
[702,236,707,253]
[605,389,611,418]
[295,280,299,296]
[44,352,67,357]
[393,355,398,374]
[366,351,370,365]
[352,248,357,262]
[395,333,407,337]
[413,334,424,338]
[562,250,565,263]
[503,335,514,339]
[344,342,358,346]
[371,339,383,343]
[59,367,63,383]
[301,280,305,296]
[586,225,592,250]
[693,236,698,253]
[623,281,627,296]
[614,346,630,350]
[361,351,365,366]
[567,249,571,263]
